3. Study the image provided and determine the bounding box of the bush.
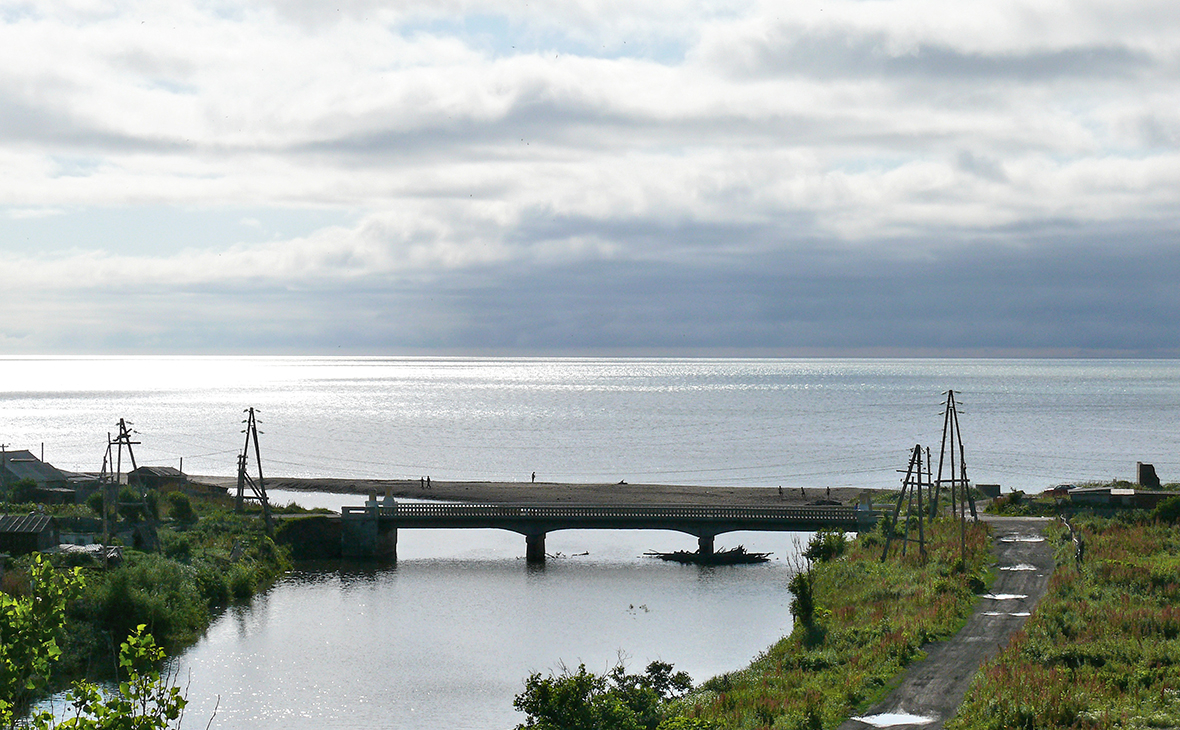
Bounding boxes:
[6,477,38,504]
[165,492,197,525]
[159,531,192,562]
[117,487,146,523]
[804,530,847,562]
[86,491,104,517]
[1154,496,1180,525]
[789,570,816,628]
[226,563,257,601]
[97,554,208,648]
[193,564,229,607]
[514,661,693,730]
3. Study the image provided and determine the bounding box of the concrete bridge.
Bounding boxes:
[341,499,879,562]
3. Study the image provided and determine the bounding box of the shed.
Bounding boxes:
[128,466,187,492]
[0,450,68,489]
[0,514,59,555]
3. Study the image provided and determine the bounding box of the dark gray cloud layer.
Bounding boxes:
[20,225,1179,356]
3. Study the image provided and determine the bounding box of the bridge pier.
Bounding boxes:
[380,526,398,562]
[341,504,397,560]
[698,534,715,558]
[526,533,546,564]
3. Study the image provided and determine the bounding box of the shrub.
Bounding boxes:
[97,554,208,648]
[159,531,192,562]
[804,530,847,562]
[117,487,146,523]
[514,660,693,730]
[227,563,257,601]
[85,491,104,517]
[165,492,197,525]
[193,564,229,607]
[1154,496,1180,525]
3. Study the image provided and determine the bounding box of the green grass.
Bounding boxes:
[675,518,992,730]
[947,516,1180,730]
[6,490,293,682]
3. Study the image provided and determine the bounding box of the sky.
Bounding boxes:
[2,0,1179,356]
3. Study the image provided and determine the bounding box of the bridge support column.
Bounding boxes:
[698,534,714,558]
[377,525,397,562]
[526,533,546,564]
[342,509,379,559]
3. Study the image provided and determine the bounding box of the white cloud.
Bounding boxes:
[2,0,1180,353]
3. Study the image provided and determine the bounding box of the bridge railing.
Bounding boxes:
[344,503,866,522]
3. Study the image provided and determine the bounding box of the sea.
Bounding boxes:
[8,357,1179,729]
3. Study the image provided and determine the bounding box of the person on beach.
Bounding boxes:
[420,477,424,489]
[427,476,431,489]
[531,472,536,483]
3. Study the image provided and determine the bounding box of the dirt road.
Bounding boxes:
[839,516,1057,730]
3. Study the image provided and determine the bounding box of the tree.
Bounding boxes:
[0,557,189,730]
[5,478,38,505]
[0,554,82,725]
[32,626,188,730]
[514,660,695,730]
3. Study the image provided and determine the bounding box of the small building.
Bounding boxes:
[1069,487,1180,509]
[0,514,59,555]
[128,466,187,492]
[976,484,1002,499]
[1,450,68,490]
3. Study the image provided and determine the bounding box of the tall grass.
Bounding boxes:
[677,518,991,730]
[948,516,1180,730]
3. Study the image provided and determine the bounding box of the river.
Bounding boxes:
[168,510,805,729]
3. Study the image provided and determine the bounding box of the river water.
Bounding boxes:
[171,521,802,730]
[9,357,1180,728]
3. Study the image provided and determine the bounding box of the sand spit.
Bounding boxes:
[191,476,868,508]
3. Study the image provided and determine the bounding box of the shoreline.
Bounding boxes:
[191,475,869,507]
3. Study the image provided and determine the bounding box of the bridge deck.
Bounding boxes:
[343,502,875,532]
[339,501,878,561]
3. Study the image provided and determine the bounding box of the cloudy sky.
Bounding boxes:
[2,0,1178,355]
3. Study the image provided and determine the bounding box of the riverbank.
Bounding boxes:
[676,516,995,728]
[191,476,869,507]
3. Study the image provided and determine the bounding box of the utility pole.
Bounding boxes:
[101,419,153,548]
[882,444,928,562]
[236,408,272,535]
[931,390,977,521]
[1,443,8,496]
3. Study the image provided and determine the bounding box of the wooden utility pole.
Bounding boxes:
[235,407,272,534]
[928,390,978,565]
[931,390,977,521]
[882,444,928,562]
[100,419,142,539]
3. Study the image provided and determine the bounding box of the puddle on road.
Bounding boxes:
[982,593,1029,600]
[983,611,1032,617]
[852,712,937,727]
[1001,563,1038,571]
[999,536,1045,543]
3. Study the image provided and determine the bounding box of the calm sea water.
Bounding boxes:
[3,356,1179,492]
[12,357,1180,729]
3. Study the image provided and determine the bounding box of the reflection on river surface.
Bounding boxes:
[171,526,803,730]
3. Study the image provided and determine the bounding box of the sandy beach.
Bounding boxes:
[192,476,868,507]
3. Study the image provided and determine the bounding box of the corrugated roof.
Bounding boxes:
[130,466,185,478]
[0,514,55,534]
